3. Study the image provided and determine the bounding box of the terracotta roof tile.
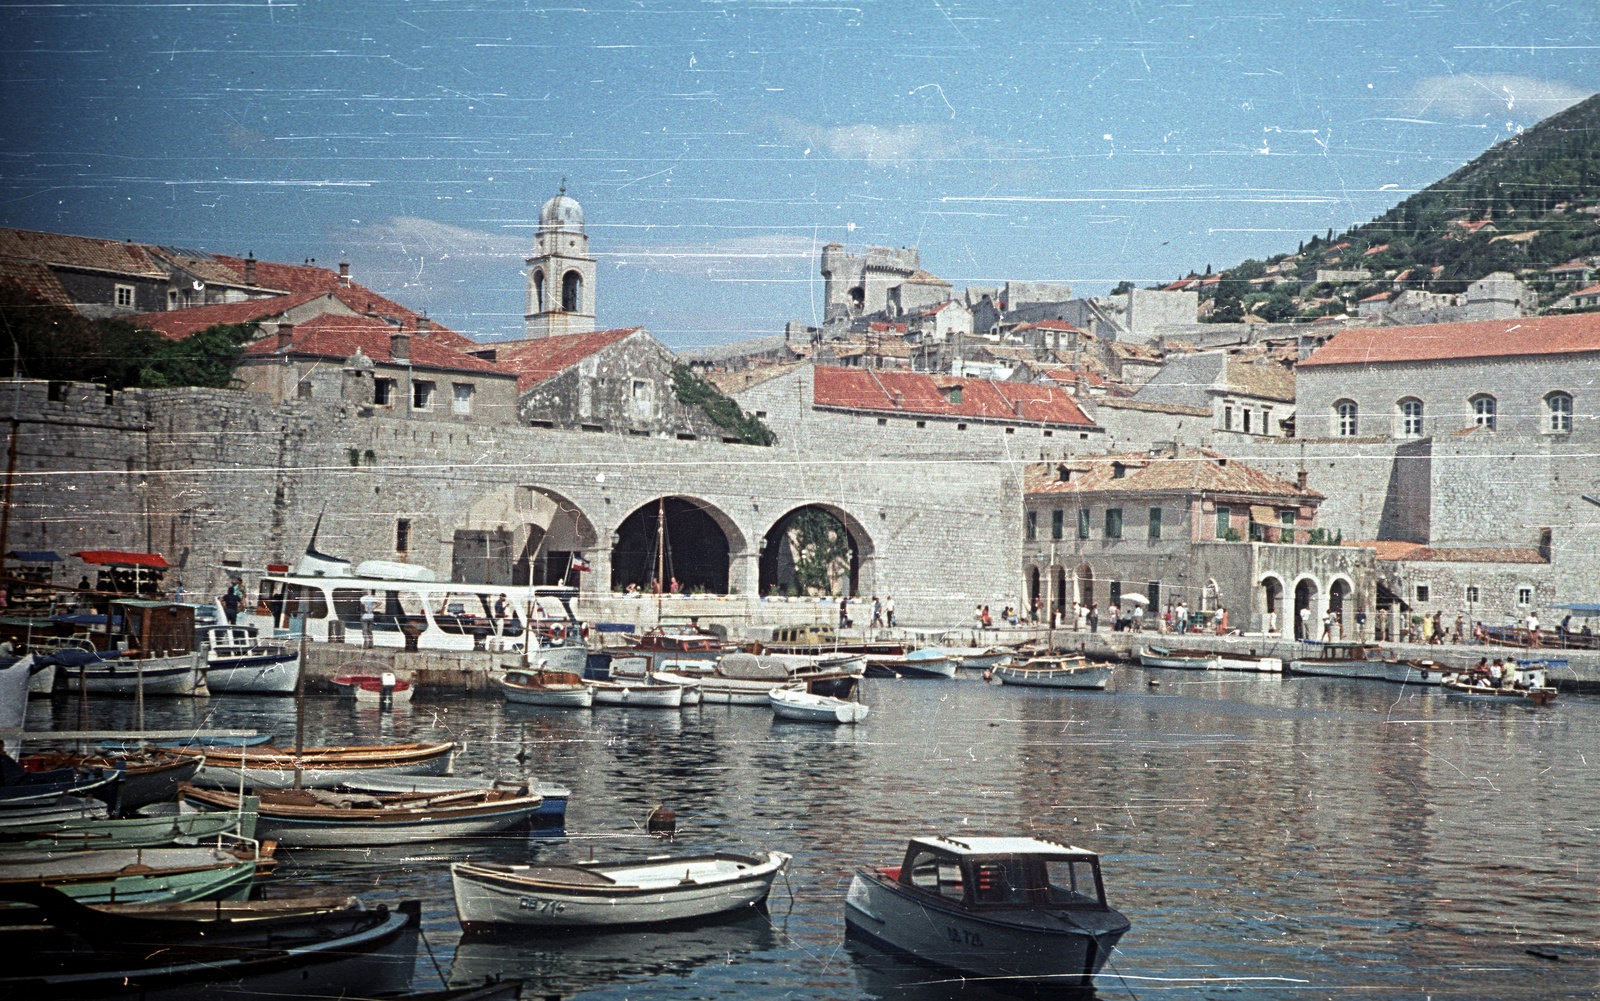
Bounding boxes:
[1025,448,1321,500]
[133,291,328,340]
[0,259,72,307]
[491,328,641,391]
[1224,359,1295,402]
[1349,540,1548,564]
[812,366,1096,427]
[1300,313,1600,367]
[1344,540,1424,561]
[0,227,165,277]
[241,313,504,375]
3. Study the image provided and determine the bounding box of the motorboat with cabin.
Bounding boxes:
[760,623,906,658]
[844,835,1131,988]
[51,600,208,697]
[1287,643,1389,679]
[198,624,300,694]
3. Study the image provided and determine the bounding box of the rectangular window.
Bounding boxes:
[1215,506,1231,539]
[114,284,135,308]
[1415,584,1430,603]
[412,380,435,410]
[1147,581,1160,608]
[755,410,767,418]
[1109,580,1122,606]
[632,379,647,398]
[1077,508,1091,540]
[1051,509,1064,540]
[374,379,395,406]
[1105,508,1123,539]
[1243,409,1253,434]
[1148,507,1162,540]
[877,418,887,426]
[1517,587,1532,606]
[395,518,411,554]
[1466,585,1480,603]
[452,383,474,415]
[1224,406,1233,430]
[1025,511,1037,541]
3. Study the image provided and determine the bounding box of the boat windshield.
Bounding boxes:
[1045,859,1107,908]
[905,850,967,902]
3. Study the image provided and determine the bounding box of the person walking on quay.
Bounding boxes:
[871,596,883,628]
[1320,610,1333,642]
[1526,609,1541,647]
[1030,596,1040,624]
[1177,599,1189,634]
[1454,614,1466,644]
[1087,602,1099,633]
[981,605,993,629]
[1298,604,1311,640]
[839,596,851,629]
[1431,610,1444,645]
[885,595,896,628]
[222,582,241,625]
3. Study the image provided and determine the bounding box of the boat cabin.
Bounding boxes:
[891,836,1110,911]
[770,624,837,646]
[1306,643,1383,662]
[112,600,196,658]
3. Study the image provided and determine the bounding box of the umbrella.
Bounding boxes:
[1121,593,1149,605]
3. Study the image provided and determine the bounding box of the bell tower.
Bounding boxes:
[524,181,597,338]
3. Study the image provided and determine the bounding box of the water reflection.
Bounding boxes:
[450,909,776,996]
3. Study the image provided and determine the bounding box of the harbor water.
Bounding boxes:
[26,666,1599,1000]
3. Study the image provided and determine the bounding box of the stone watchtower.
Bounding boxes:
[524,184,597,339]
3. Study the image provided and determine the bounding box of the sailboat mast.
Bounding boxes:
[655,497,666,591]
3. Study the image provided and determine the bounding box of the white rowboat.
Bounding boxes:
[990,658,1112,689]
[452,850,790,931]
[501,670,593,707]
[769,687,869,724]
[585,679,685,708]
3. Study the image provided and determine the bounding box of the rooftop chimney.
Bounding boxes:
[1296,470,1309,490]
[245,253,257,286]
[416,314,431,334]
[338,261,350,287]
[276,321,294,351]
[390,330,410,362]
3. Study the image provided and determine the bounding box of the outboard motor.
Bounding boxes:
[380,671,397,709]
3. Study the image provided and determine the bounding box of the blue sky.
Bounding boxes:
[0,1,1594,347]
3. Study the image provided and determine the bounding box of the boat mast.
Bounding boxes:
[655,496,666,591]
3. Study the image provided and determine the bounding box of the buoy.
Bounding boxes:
[647,804,677,840]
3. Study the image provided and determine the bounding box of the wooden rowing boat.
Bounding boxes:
[175,741,456,790]
[180,783,544,847]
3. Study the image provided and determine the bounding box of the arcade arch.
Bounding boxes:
[1293,576,1320,640]
[454,485,599,587]
[758,504,873,597]
[611,496,744,594]
[1259,574,1285,636]
[1328,576,1353,642]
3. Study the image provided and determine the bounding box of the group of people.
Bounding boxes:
[1461,657,1532,690]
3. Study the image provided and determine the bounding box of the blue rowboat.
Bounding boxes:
[0,846,268,904]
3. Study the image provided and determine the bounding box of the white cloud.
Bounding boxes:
[334,216,528,263]
[1404,75,1591,121]
[775,118,974,167]
[604,233,817,279]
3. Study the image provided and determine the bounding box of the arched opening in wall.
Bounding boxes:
[1260,575,1284,636]
[455,486,598,588]
[612,497,733,594]
[533,270,545,312]
[1201,578,1220,613]
[1028,567,1041,618]
[1074,564,1094,608]
[1053,566,1067,621]
[759,505,868,597]
[848,286,864,314]
[1328,578,1352,642]
[562,271,583,312]
[1293,578,1320,640]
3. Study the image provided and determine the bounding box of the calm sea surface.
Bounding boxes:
[29,666,1600,1000]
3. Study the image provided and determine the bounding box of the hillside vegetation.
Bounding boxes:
[1172,93,1600,323]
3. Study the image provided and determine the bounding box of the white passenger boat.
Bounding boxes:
[769,686,869,724]
[990,656,1112,690]
[1137,645,1220,670]
[844,835,1130,989]
[501,669,593,707]
[451,850,790,931]
[585,678,684,708]
[200,625,299,694]
[1287,642,1388,679]
[1213,651,1283,673]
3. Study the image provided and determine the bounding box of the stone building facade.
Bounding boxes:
[3,379,1023,625]
[1022,448,1374,637]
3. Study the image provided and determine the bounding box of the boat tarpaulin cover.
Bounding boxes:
[6,551,61,563]
[74,551,171,569]
[1552,603,1600,614]
[717,654,791,681]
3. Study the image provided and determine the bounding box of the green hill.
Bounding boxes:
[1176,93,1600,323]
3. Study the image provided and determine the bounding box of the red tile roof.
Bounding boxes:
[241,313,504,375]
[1300,313,1600,367]
[812,366,1096,427]
[0,259,72,307]
[1361,243,1389,257]
[1025,448,1321,500]
[1358,292,1391,303]
[0,227,165,277]
[1347,541,1547,564]
[491,328,641,391]
[134,291,328,341]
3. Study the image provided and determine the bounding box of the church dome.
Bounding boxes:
[539,189,584,234]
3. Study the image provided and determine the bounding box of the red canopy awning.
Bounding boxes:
[74,550,171,569]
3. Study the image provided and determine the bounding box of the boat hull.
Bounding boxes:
[866,655,957,679]
[0,801,257,853]
[502,683,594,707]
[1137,648,1218,670]
[1443,680,1556,705]
[1287,659,1388,679]
[1214,655,1283,673]
[183,789,543,847]
[184,743,456,791]
[587,681,684,708]
[204,652,300,694]
[0,847,261,904]
[954,651,1009,671]
[1384,662,1445,685]
[61,654,207,696]
[451,852,788,931]
[843,872,1125,988]
[769,689,869,724]
[992,664,1112,689]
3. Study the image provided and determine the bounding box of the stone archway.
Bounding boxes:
[1260,575,1285,636]
[1028,566,1041,619]
[455,485,599,587]
[1053,566,1068,623]
[759,503,874,598]
[1328,577,1353,642]
[611,496,743,595]
[1294,577,1320,640]
[1075,563,1094,607]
